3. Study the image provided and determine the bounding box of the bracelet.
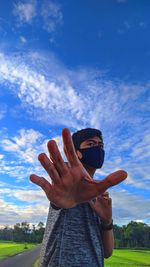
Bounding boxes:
[101,220,113,231]
[51,203,61,210]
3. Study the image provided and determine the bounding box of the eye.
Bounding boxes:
[87,142,95,147]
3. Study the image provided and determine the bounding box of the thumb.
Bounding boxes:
[97,170,127,193]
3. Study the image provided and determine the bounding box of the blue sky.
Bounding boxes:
[0,0,150,227]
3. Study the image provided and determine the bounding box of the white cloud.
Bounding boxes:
[13,0,63,33]
[0,128,65,182]
[110,189,150,225]
[131,133,150,159]
[13,0,37,24]
[0,185,49,226]
[0,198,48,226]
[118,19,147,35]
[0,184,149,226]
[97,156,150,191]
[0,162,28,180]
[0,128,45,181]
[0,187,46,203]
[0,104,7,119]
[0,51,149,132]
[0,50,150,226]
[41,0,63,33]
[0,51,149,184]
[0,52,86,128]
[0,128,43,164]
[124,21,132,29]
[20,36,27,44]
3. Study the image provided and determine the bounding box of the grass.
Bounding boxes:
[32,249,150,267]
[1,243,150,266]
[32,258,40,267]
[0,241,37,260]
[105,249,150,267]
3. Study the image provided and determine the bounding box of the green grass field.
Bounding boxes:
[105,249,150,267]
[32,249,150,267]
[0,241,37,260]
[1,243,150,266]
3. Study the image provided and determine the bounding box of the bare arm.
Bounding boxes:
[89,192,114,258]
[101,228,114,258]
[30,128,127,208]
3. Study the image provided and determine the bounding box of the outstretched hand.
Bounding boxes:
[30,128,127,208]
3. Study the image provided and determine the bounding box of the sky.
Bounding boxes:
[0,0,150,227]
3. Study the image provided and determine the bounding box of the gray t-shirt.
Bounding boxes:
[39,202,104,267]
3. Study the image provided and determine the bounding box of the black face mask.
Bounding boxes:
[78,146,105,169]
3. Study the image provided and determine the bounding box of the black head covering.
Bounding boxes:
[72,128,103,151]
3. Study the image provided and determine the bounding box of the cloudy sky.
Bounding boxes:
[0,0,150,227]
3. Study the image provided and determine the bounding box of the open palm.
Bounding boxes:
[30,128,127,208]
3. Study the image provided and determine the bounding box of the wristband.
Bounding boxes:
[51,203,61,210]
[101,220,113,231]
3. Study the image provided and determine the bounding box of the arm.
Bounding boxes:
[30,128,127,208]
[101,227,114,258]
[89,192,114,258]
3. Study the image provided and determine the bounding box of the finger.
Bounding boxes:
[83,170,127,199]
[101,191,109,198]
[97,195,103,201]
[47,141,68,176]
[101,192,109,200]
[108,198,112,206]
[38,153,61,184]
[30,174,53,199]
[97,195,108,203]
[97,170,127,193]
[62,128,80,167]
[65,162,71,168]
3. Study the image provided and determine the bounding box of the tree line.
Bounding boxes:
[0,222,45,243]
[113,221,150,248]
[0,221,150,248]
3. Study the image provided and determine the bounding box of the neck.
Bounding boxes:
[83,164,96,177]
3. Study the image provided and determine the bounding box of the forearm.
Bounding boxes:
[102,229,114,258]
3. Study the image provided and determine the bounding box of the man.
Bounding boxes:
[30,128,127,267]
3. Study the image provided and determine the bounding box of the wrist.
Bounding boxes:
[101,219,113,231]
[101,217,112,225]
